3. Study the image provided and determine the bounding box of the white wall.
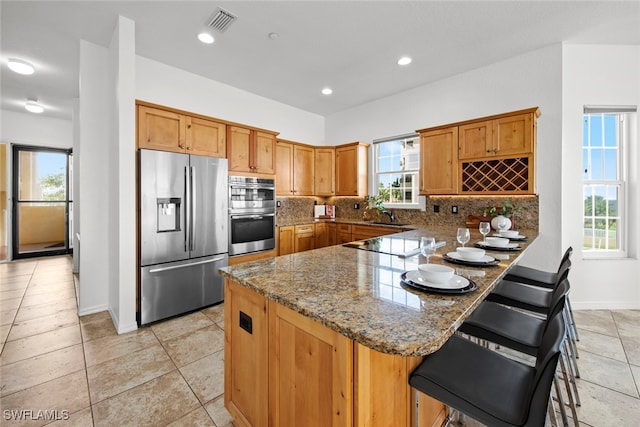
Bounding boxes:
[1,110,72,149]
[78,39,112,316]
[326,44,564,272]
[135,56,325,145]
[562,44,640,309]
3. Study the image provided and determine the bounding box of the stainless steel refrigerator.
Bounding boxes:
[138,149,228,325]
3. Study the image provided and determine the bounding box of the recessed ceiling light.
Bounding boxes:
[25,100,44,114]
[397,56,412,66]
[197,32,215,44]
[8,58,35,75]
[268,32,279,40]
[321,88,333,95]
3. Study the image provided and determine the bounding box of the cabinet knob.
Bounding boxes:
[179,144,185,149]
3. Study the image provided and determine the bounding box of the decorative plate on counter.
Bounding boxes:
[443,252,500,267]
[400,271,478,294]
[475,242,522,251]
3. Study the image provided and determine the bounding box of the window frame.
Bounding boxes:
[372,134,423,210]
[581,107,635,259]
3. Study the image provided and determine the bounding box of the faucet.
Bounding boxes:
[382,210,396,223]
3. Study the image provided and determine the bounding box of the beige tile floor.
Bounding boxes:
[1,256,639,426]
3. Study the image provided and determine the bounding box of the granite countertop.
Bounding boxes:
[276,216,414,228]
[219,226,537,357]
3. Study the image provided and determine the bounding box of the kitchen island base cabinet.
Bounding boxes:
[225,278,447,427]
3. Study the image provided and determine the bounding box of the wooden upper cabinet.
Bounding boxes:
[228,126,277,175]
[458,112,535,160]
[276,141,294,195]
[458,121,491,160]
[276,140,314,196]
[492,112,534,156]
[138,105,186,153]
[419,127,458,195]
[137,104,226,157]
[335,142,368,196]
[187,117,226,157]
[254,131,276,174]
[314,147,335,196]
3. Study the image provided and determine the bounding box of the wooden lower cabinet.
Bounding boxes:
[224,280,269,427]
[294,224,315,253]
[327,223,337,246]
[225,279,448,427]
[269,302,353,427]
[315,222,329,248]
[278,226,295,256]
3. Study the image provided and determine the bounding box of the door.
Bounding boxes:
[140,149,189,266]
[12,145,72,259]
[189,154,228,258]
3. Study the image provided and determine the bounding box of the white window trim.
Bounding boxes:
[582,107,635,259]
[372,133,423,210]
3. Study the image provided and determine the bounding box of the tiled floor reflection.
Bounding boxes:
[1,255,638,426]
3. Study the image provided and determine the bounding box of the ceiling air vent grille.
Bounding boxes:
[207,8,238,32]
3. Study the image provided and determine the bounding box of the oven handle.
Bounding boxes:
[230,213,276,220]
[229,184,275,190]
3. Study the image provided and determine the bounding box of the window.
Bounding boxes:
[582,107,635,256]
[374,134,420,207]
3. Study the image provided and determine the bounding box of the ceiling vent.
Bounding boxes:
[206,8,238,32]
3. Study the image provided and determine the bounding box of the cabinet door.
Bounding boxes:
[278,226,295,256]
[294,224,315,253]
[269,301,353,427]
[224,280,268,427]
[294,145,315,195]
[419,127,458,195]
[336,144,367,196]
[492,113,533,156]
[458,121,490,160]
[315,223,328,249]
[327,223,337,247]
[228,126,253,173]
[314,147,335,196]
[254,131,276,174]
[187,117,226,157]
[137,105,185,153]
[275,141,294,196]
[337,232,353,244]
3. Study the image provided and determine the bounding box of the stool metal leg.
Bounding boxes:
[566,296,580,341]
[553,374,570,427]
[559,345,580,426]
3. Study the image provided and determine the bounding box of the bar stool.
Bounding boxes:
[504,247,578,342]
[410,313,566,427]
[458,278,579,426]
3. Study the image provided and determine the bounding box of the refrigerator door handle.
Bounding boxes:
[190,165,196,252]
[184,166,190,252]
[148,256,226,273]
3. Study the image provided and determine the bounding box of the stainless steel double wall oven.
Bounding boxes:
[228,176,276,256]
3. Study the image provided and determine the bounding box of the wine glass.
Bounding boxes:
[420,236,437,264]
[479,222,491,243]
[456,228,470,247]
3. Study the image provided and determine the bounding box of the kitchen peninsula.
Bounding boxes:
[219,226,536,426]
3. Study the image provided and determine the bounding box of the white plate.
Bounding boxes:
[446,252,495,263]
[492,233,526,240]
[477,241,520,249]
[405,270,470,290]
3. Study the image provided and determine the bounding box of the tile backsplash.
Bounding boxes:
[276,195,539,230]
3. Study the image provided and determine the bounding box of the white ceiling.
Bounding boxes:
[2,1,639,120]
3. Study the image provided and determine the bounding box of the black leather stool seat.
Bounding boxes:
[410,315,566,427]
[504,265,557,289]
[485,279,553,314]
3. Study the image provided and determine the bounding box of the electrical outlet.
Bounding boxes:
[433,205,440,213]
[276,201,281,208]
[452,206,458,214]
[354,203,360,209]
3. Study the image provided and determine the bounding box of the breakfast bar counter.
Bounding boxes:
[219,225,537,427]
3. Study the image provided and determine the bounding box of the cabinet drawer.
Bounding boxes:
[295,224,315,235]
[336,224,352,233]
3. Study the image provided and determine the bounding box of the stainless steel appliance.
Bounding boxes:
[228,176,276,256]
[139,149,228,325]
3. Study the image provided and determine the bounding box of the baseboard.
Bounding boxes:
[571,301,640,310]
[108,307,138,334]
[78,303,108,317]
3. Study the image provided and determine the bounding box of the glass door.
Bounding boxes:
[0,143,7,262]
[12,145,73,258]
